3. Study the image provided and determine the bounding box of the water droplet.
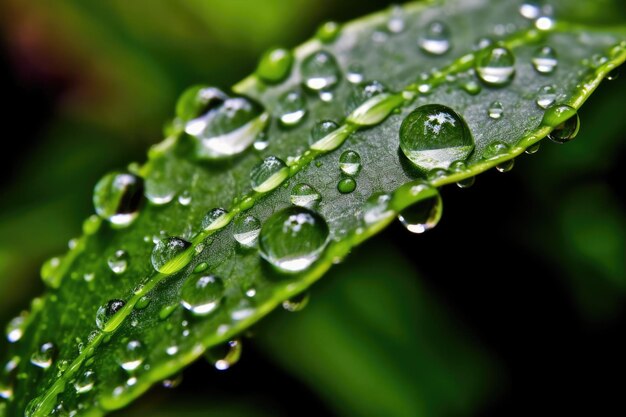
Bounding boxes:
[309,120,339,145]
[74,370,95,394]
[206,339,242,371]
[256,47,293,84]
[542,104,580,144]
[488,101,504,119]
[40,256,62,289]
[177,190,192,206]
[117,340,145,372]
[339,150,362,175]
[282,292,310,312]
[135,296,151,310]
[536,85,557,109]
[107,250,129,275]
[449,161,475,188]
[151,237,192,274]
[475,46,516,86]
[387,5,405,33]
[290,184,321,208]
[419,21,451,55]
[362,193,393,225]
[474,37,493,50]
[259,207,330,273]
[162,373,183,389]
[0,380,12,401]
[5,313,28,343]
[525,142,541,154]
[96,299,126,331]
[233,215,261,248]
[316,21,340,43]
[159,304,178,320]
[30,342,56,369]
[519,2,541,19]
[532,46,558,74]
[535,16,554,31]
[82,215,101,235]
[606,69,620,81]
[482,141,510,159]
[277,89,307,127]
[399,104,475,171]
[346,80,387,114]
[250,156,288,193]
[347,64,364,84]
[180,275,224,316]
[496,159,515,172]
[337,178,357,194]
[397,184,442,234]
[201,208,229,231]
[93,172,144,227]
[184,88,269,159]
[301,51,341,91]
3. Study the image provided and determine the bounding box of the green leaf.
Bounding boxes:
[2,1,625,416]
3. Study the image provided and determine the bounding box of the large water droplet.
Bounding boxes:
[536,85,557,109]
[74,370,95,394]
[419,21,452,55]
[205,339,242,371]
[542,104,580,144]
[259,207,329,273]
[107,250,129,275]
[339,150,362,175]
[475,46,516,86]
[277,89,307,127]
[96,299,126,331]
[151,237,192,274]
[301,51,341,91]
[488,101,504,119]
[399,104,474,171]
[233,215,261,248]
[5,313,28,343]
[117,340,145,372]
[180,275,224,316]
[201,208,229,231]
[256,47,293,84]
[184,88,269,159]
[337,178,357,194]
[93,172,144,227]
[290,183,321,208]
[362,193,393,225]
[532,46,558,74]
[397,184,442,233]
[30,342,56,369]
[250,156,288,193]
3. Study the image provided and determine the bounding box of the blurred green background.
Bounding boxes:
[0,0,624,415]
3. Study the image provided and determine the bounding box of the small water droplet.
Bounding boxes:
[543,104,580,144]
[201,208,229,231]
[532,46,558,74]
[180,275,224,316]
[177,190,192,206]
[82,215,101,235]
[387,5,405,33]
[277,89,307,127]
[256,47,293,84]
[162,373,183,389]
[488,101,504,119]
[316,21,341,43]
[346,80,387,114]
[339,150,362,175]
[74,370,95,394]
[525,142,541,154]
[250,156,288,193]
[309,120,339,146]
[346,64,364,84]
[5,313,28,343]
[474,37,493,50]
[496,159,515,172]
[337,178,357,194]
[519,2,541,19]
[301,51,341,91]
[184,87,269,159]
[536,85,557,109]
[399,104,474,171]
[419,21,451,55]
[482,141,510,160]
[535,16,554,31]
[290,184,321,208]
[259,207,330,273]
[107,250,129,275]
[475,46,516,86]
[362,193,393,225]
[206,339,242,371]
[117,340,145,372]
[40,256,63,289]
[30,342,56,369]
[397,184,442,234]
[93,172,144,227]
[135,296,151,310]
[233,215,262,248]
[159,304,178,320]
[282,292,310,312]
[96,299,126,331]
[151,237,192,274]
